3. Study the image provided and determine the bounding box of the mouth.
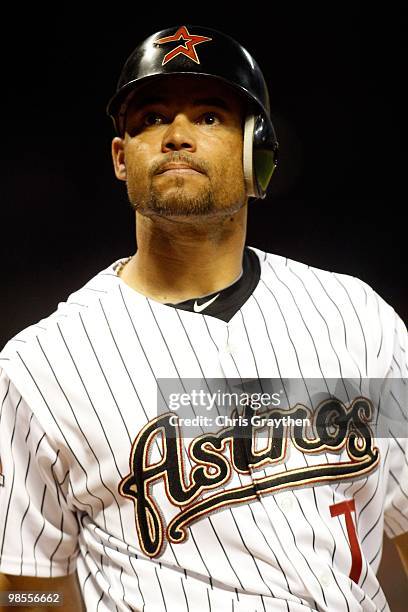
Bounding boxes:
[155,163,204,176]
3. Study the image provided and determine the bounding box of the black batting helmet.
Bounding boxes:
[106,25,279,199]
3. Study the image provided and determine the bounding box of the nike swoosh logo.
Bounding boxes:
[193,293,220,313]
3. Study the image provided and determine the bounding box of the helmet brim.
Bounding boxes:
[106,72,267,137]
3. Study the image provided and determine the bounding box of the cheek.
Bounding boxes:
[125,141,152,179]
[214,136,244,178]
[230,143,244,173]
[226,130,243,162]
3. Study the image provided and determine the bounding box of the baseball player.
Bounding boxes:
[0,24,407,612]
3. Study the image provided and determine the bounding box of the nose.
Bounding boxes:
[161,114,197,153]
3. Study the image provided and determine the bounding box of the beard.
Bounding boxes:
[131,180,215,216]
[127,173,246,219]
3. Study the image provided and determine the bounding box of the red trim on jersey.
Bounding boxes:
[330,498,363,583]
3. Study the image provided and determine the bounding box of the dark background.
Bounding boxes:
[1,2,406,607]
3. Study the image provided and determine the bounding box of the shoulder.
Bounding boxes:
[251,245,397,320]
[3,258,124,342]
[0,257,126,378]
[249,245,406,372]
[0,257,129,441]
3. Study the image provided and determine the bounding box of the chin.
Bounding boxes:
[145,184,215,216]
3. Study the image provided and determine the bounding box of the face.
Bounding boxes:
[112,76,247,219]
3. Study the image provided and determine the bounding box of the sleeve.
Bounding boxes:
[383,314,408,538]
[0,368,80,576]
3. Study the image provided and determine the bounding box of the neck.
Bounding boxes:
[120,206,248,303]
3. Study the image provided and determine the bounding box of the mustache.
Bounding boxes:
[151,153,209,176]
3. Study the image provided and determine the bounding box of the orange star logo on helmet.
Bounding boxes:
[154,26,212,66]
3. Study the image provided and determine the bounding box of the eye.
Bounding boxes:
[200,112,221,126]
[143,112,165,127]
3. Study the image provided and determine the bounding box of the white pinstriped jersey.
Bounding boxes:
[0,246,407,612]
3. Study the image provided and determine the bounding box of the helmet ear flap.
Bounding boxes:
[243,114,279,200]
[243,115,257,198]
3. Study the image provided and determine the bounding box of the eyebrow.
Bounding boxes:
[128,96,232,113]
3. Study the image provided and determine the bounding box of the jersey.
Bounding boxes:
[0,245,407,612]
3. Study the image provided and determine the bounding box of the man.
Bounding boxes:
[0,25,407,612]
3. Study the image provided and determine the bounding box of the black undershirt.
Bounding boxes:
[164,247,261,322]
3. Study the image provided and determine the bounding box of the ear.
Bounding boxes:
[111,137,127,181]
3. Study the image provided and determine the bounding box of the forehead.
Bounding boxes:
[126,75,246,114]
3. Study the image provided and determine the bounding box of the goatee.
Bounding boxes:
[128,183,216,216]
